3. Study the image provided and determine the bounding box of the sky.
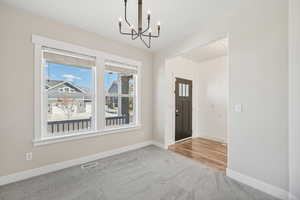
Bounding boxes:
[46,62,118,90]
[104,71,118,92]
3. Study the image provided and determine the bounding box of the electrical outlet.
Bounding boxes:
[26,152,32,161]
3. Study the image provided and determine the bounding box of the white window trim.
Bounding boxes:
[32,35,142,146]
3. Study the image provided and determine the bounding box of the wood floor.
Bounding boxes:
[168,138,227,173]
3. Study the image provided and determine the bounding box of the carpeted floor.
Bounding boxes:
[0,146,278,200]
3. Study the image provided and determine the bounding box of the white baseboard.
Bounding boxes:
[151,141,167,149]
[226,168,290,200]
[0,140,154,186]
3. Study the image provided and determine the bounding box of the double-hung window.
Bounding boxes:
[33,35,141,145]
[104,63,138,129]
[42,48,96,138]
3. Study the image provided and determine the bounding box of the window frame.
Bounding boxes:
[103,64,138,130]
[32,35,142,146]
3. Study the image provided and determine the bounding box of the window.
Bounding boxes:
[64,87,70,93]
[33,35,141,144]
[104,64,137,128]
[179,83,189,97]
[43,48,96,138]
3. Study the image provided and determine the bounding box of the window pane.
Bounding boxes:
[105,96,120,120]
[104,71,135,96]
[104,69,137,129]
[121,75,134,95]
[105,97,135,127]
[182,83,186,96]
[122,97,134,124]
[179,83,183,96]
[104,71,119,95]
[45,61,93,138]
[186,84,189,97]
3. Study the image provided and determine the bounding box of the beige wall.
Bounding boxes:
[153,0,288,191]
[198,56,228,142]
[152,53,166,144]
[0,4,153,176]
[228,0,288,190]
[289,0,300,198]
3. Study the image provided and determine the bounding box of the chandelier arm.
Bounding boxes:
[140,34,151,48]
[124,1,139,36]
[120,31,132,36]
[120,30,139,37]
[141,19,150,34]
[120,25,139,39]
[124,0,131,27]
[119,19,138,39]
[132,32,139,40]
[141,32,160,38]
[119,27,136,36]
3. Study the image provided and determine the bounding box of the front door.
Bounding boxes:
[175,78,192,141]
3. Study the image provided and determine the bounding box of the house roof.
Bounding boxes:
[46,80,91,100]
[108,80,118,94]
[46,80,63,88]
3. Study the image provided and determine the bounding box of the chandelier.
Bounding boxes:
[118,0,160,48]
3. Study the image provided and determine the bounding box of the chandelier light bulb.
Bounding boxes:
[130,25,134,30]
[149,28,152,33]
[147,9,151,16]
[157,21,161,26]
[118,17,122,27]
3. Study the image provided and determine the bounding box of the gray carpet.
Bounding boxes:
[0,146,278,200]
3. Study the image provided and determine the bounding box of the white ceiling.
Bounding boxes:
[182,38,228,62]
[0,0,240,51]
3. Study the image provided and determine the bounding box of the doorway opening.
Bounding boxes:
[165,37,229,173]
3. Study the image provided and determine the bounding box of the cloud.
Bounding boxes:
[62,74,81,82]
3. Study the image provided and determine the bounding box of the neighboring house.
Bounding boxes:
[106,76,134,109]
[46,80,91,114]
[108,80,118,94]
[106,80,118,108]
[105,76,133,123]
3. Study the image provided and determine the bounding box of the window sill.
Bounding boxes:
[33,125,142,146]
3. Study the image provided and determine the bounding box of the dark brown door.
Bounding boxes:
[175,78,192,141]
